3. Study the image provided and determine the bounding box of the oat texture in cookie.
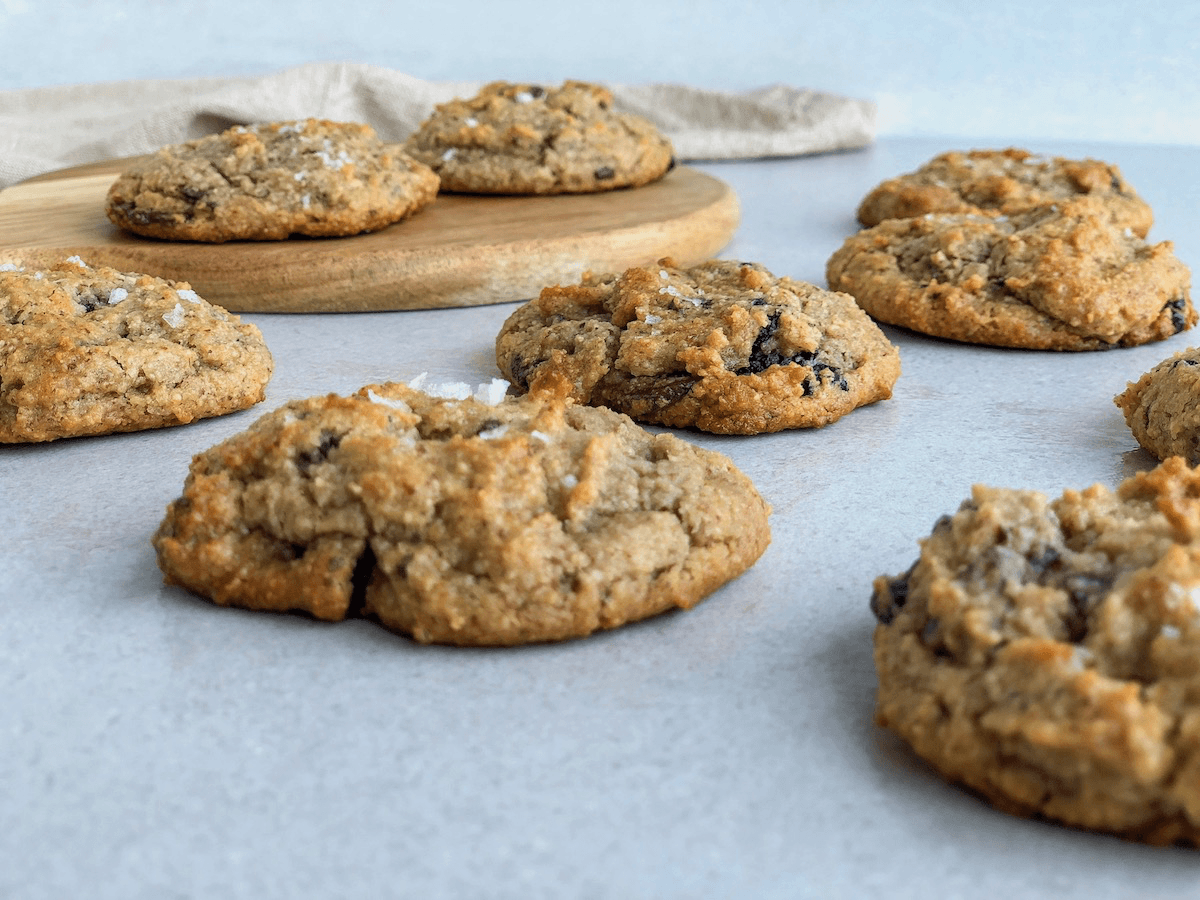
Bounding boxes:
[152,378,771,646]
[403,80,674,194]
[1115,346,1200,464]
[495,258,900,434]
[826,197,1194,350]
[106,119,439,242]
[0,257,273,442]
[872,458,1200,846]
[856,147,1153,237]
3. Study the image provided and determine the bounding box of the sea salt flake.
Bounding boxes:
[479,424,509,440]
[301,194,311,209]
[562,473,579,489]
[162,303,186,327]
[441,148,458,162]
[293,171,307,181]
[1162,624,1182,640]
[66,255,87,267]
[107,288,128,305]
[473,379,510,406]
[176,289,201,304]
[659,270,669,279]
[0,262,21,272]
[530,430,550,443]
[515,91,534,103]
[366,389,412,412]
[644,314,662,325]
[464,117,478,127]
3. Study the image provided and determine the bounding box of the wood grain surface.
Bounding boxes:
[0,158,739,312]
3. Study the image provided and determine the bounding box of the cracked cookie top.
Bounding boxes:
[856,147,1153,237]
[871,458,1200,846]
[152,378,771,646]
[495,258,900,434]
[1115,346,1200,464]
[826,197,1194,350]
[402,80,674,194]
[106,119,439,242]
[0,257,272,442]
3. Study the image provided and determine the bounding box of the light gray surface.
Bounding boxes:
[4,138,1200,898]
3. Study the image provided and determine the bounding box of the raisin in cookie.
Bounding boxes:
[403,80,674,195]
[826,197,1194,350]
[1115,347,1200,463]
[106,119,439,242]
[856,147,1153,237]
[496,258,900,435]
[0,257,272,442]
[152,377,771,646]
[872,458,1200,846]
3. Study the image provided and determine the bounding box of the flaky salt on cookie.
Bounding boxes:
[0,257,272,442]
[496,257,900,434]
[872,458,1200,846]
[403,80,674,195]
[152,376,771,646]
[106,119,439,242]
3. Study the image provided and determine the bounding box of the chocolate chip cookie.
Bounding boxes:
[106,119,439,242]
[1115,346,1200,463]
[403,80,674,194]
[152,378,771,646]
[495,258,901,434]
[871,458,1200,846]
[826,197,1194,350]
[856,147,1153,237]
[0,257,272,442]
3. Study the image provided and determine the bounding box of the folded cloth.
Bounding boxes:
[0,61,875,189]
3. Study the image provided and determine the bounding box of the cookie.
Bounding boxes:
[1115,346,1200,463]
[826,197,1194,350]
[402,80,674,195]
[871,458,1200,846]
[106,119,439,242]
[152,376,771,646]
[0,257,272,442]
[495,258,901,434]
[856,147,1153,237]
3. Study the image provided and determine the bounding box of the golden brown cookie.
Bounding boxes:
[106,119,439,242]
[856,147,1153,237]
[496,258,901,434]
[871,458,1200,846]
[152,378,771,646]
[0,257,272,442]
[826,197,1194,350]
[403,80,674,194]
[1115,346,1200,463]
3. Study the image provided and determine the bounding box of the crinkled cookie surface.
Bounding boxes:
[403,80,674,194]
[872,458,1200,846]
[496,258,900,434]
[0,257,272,442]
[153,380,771,646]
[106,118,439,242]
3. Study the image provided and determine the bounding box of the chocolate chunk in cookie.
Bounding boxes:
[403,80,674,195]
[871,458,1200,846]
[1115,346,1200,463]
[0,257,272,442]
[152,378,771,646]
[106,119,439,242]
[856,147,1153,237]
[496,258,900,434]
[826,197,1194,350]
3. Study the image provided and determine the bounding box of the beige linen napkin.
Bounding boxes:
[0,61,875,189]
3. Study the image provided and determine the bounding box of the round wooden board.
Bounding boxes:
[0,159,739,312]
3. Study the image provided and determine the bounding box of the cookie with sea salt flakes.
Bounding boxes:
[1114,346,1200,463]
[152,378,771,646]
[0,257,272,442]
[856,147,1153,237]
[871,458,1200,846]
[106,119,439,242]
[826,196,1194,350]
[402,80,674,194]
[495,258,900,434]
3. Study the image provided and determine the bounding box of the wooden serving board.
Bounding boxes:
[0,158,739,312]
